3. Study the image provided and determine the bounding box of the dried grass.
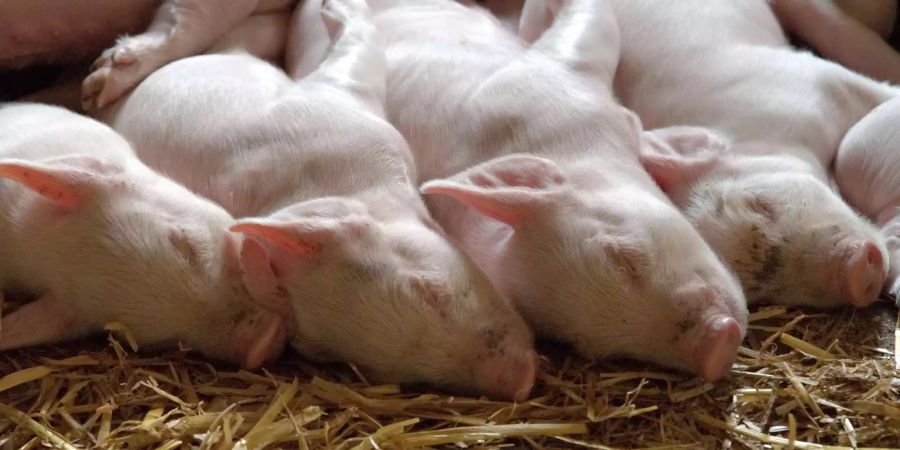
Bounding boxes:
[0,303,898,449]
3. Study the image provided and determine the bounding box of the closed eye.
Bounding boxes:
[168,228,199,266]
[744,196,778,221]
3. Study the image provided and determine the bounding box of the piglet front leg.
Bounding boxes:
[300,0,386,116]
[522,0,620,88]
[82,0,294,111]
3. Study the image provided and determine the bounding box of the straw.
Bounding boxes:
[0,302,896,448]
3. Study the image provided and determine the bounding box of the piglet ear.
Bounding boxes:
[236,237,292,318]
[420,154,568,228]
[639,127,727,193]
[0,156,113,210]
[234,309,288,370]
[229,197,371,256]
[229,218,333,257]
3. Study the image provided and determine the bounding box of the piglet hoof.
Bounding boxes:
[81,34,165,111]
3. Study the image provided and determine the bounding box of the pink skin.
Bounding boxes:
[0,103,287,368]
[480,1,892,310]
[475,349,540,401]
[91,0,537,400]
[836,97,900,303]
[81,0,297,111]
[695,315,743,382]
[546,0,900,309]
[844,241,885,307]
[364,0,748,381]
[640,127,889,309]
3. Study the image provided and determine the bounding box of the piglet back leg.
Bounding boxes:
[835,97,900,302]
[82,0,293,111]
[300,0,386,116]
[0,294,88,350]
[523,0,620,89]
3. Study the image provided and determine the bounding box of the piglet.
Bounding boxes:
[0,103,286,368]
[81,0,297,111]
[89,0,539,401]
[347,0,749,382]
[836,97,900,302]
[608,0,894,308]
[0,0,298,74]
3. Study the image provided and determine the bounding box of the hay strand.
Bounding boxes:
[0,303,897,448]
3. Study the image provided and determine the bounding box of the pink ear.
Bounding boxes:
[638,152,715,193]
[420,154,567,227]
[0,160,95,209]
[237,237,292,318]
[229,220,330,257]
[231,198,372,255]
[639,128,724,193]
[233,309,288,370]
[242,312,287,369]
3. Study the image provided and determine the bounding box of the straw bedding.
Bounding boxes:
[0,301,898,449]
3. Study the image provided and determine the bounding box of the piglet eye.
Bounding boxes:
[601,239,646,279]
[168,228,199,266]
[744,196,778,221]
[409,276,449,314]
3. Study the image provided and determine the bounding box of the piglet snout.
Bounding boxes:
[843,241,886,308]
[693,315,742,382]
[475,349,540,402]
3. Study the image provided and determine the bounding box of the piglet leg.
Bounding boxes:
[301,0,386,116]
[0,294,88,350]
[523,0,620,89]
[82,0,294,111]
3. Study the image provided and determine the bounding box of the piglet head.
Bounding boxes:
[421,153,748,381]
[0,155,288,368]
[641,127,888,308]
[230,196,538,401]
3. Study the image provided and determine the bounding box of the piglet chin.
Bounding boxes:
[843,240,887,308]
[474,350,540,402]
[693,315,742,382]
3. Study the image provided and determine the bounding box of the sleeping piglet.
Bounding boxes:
[0,103,286,368]
[605,0,894,308]
[87,0,539,401]
[836,97,900,302]
[334,0,750,382]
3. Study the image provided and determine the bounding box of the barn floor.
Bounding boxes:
[0,301,897,449]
